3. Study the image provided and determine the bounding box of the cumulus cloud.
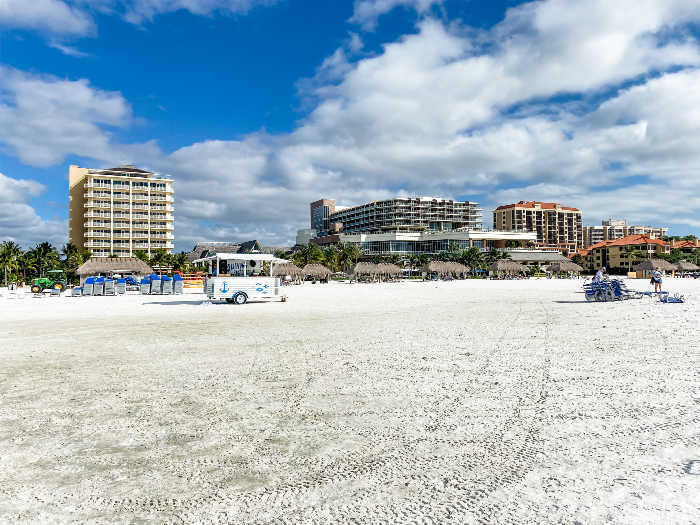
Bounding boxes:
[5,0,700,247]
[350,0,443,30]
[0,173,66,248]
[0,0,95,36]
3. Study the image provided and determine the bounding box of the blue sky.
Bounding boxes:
[1,0,699,250]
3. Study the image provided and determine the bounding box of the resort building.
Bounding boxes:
[69,165,174,258]
[326,197,482,234]
[296,229,317,246]
[583,219,668,248]
[333,230,536,256]
[575,234,670,272]
[493,201,583,254]
[310,199,336,237]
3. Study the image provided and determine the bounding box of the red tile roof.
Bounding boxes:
[495,200,580,212]
[586,234,668,251]
[671,240,700,249]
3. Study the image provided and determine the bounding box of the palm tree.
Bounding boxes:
[322,245,341,272]
[0,241,22,287]
[291,242,324,267]
[133,250,149,263]
[29,242,60,278]
[61,243,90,284]
[273,249,289,260]
[458,247,484,271]
[149,249,172,275]
[170,252,189,272]
[338,243,362,272]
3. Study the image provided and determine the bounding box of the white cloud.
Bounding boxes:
[116,0,278,24]
[0,0,95,36]
[4,0,700,247]
[350,0,443,30]
[0,173,66,248]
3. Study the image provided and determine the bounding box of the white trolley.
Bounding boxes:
[194,252,290,305]
[205,276,285,304]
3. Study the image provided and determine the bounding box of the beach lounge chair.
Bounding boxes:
[150,274,162,295]
[173,273,184,294]
[104,278,116,296]
[83,277,95,296]
[140,277,151,294]
[116,278,126,295]
[71,286,82,296]
[161,275,173,294]
[94,277,105,296]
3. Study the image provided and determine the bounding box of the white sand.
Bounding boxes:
[0,279,698,524]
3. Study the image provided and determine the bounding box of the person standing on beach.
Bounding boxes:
[652,267,663,293]
[594,266,607,282]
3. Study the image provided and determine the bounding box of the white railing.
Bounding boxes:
[86,231,110,238]
[85,241,110,248]
[113,203,130,209]
[133,194,149,201]
[133,233,149,239]
[84,222,111,228]
[133,243,149,248]
[86,202,111,209]
[84,192,112,198]
[85,182,111,189]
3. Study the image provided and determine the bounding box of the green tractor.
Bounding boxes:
[31,270,68,293]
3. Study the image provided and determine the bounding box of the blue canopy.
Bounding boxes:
[117,278,126,284]
[95,277,105,283]
[85,277,96,284]
[161,275,172,281]
[140,277,150,284]
[150,274,161,280]
[172,274,183,281]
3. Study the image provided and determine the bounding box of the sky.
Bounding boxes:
[1,0,700,251]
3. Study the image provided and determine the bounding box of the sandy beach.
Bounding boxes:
[1,278,698,524]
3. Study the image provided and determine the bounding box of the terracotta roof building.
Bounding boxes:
[574,234,670,272]
[493,201,583,254]
[583,219,668,248]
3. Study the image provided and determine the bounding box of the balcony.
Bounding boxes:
[132,204,150,210]
[113,203,130,210]
[133,233,149,239]
[84,192,112,199]
[86,201,111,209]
[85,182,111,189]
[86,231,110,238]
[84,211,111,218]
[133,242,150,249]
[84,222,111,228]
[113,233,131,239]
[133,194,149,201]
[85,241,111,248]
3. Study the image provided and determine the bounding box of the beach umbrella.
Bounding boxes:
[675,260,700,271]
[376,263,402,276]
[634,258,676,272]
[271,262,302,277]
[351,262,379,276]
[547,261,583,273]
[487,259,527,274]
[424,261,447,274]
[301,263,332,278]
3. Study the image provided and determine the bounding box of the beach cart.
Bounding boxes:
[173,273,184,294]
[150,274,162,295]
[161,275,173,294]
[71,286,82,297]
[140,277,151,294]
[93,277,105,296]
[583,279,640,302]
[116,278,126,295]
[104,278,116,296]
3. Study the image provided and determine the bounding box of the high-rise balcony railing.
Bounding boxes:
[85,241,111,248]
[84,222,111,228]
[84,182,111,189]
[84,192,112,199]
[86,201,111,209]
[86,231,110,238]
[133,194,149,201]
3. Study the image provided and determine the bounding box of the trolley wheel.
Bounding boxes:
[31,285,41,293]
[53,282,65,291]
[233,292,248,305]
[225,297,235,304]
[281,296,287,302]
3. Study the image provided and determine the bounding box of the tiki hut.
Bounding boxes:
[444,262,469,277]
[76,257,153,284]
[675,260,700,273]
[270,262,302,280]
[301,263,332,281]
[547,261,583,274]
[488,259,527,277]
[634,258,677,278]
[424,261,448,275]
[376,263,402,277]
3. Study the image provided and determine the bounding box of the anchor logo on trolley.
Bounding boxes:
[220,282,229,294]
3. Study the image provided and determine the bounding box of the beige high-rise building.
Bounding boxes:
[493,201,583,254]
[582,219,668,248]
[69,165,174,257]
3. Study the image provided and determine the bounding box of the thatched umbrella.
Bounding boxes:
[444,261,469,276]
[376,263,402,276]
[634,258,677,272]
[351,262,379,276]
[271,262,302,278]
[424,261,447,275]
[77,257,153,284]
[301,263,332,280]
[488,259,527,275]
[675,260,700,271]
[547,261,583,273]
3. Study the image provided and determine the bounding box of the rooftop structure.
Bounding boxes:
[493,201,583,254]
[185,240,264,263]
[575,234,670,272]
[69,165,174,258]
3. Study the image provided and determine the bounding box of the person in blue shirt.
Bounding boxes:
[652,267,663,293]
[593,267,607,282]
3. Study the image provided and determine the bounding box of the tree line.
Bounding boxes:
[0,241,195,286]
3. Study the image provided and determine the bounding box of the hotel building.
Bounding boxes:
[576,234,670,272]
[69,165,174,257]
[583,219,668,248]
[311,197,535,255]
[493,201,583,254]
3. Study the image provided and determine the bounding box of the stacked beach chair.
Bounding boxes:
[104,278,116,296]
[149,274,162,295]
[173,274,184,294]
[116,278,126,295]
[161,275,173,294]
[83,277,95,296]
[94,277,105,296]
[71,286,82,296]
[140,277,151,294]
